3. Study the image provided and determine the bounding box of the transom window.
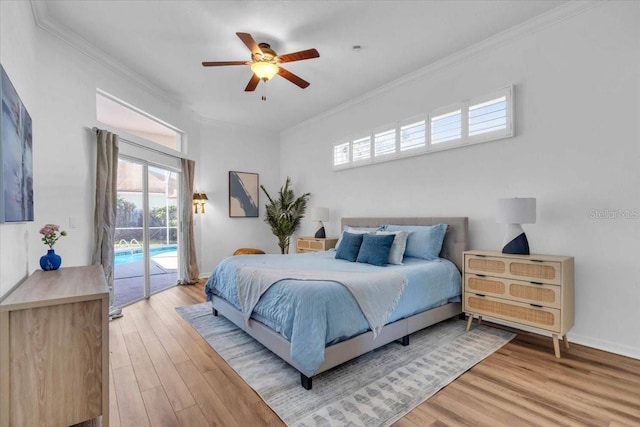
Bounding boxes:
[333,86,513,169]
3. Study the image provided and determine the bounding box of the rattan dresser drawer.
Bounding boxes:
[464,293,561,332]
[465,274,561,309]
[465,254,562,285]
[463,250,574,358]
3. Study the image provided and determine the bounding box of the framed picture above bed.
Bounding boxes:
[229,171,259,218]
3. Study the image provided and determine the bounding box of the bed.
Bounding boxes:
[205,217,469,389]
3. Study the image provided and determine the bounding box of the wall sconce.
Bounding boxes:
[193,192,208,214]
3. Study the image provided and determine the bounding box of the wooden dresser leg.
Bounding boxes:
[477,316,483,326]
[563,335,570,349]
[552,334,561,358]
[466,314,473,332]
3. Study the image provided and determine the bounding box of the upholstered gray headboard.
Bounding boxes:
[340,217,469,272]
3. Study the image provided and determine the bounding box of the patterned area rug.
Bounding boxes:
[177,302,515,426]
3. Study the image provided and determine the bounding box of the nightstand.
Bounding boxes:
[296,237,338,253]
[463,250,574,358]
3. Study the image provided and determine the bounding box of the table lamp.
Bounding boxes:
[496,198,536,255]
[310,207,330,238]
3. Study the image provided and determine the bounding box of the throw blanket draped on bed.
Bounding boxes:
[236,267,408,338]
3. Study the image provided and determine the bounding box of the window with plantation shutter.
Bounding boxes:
[332,85,513,170]
[352,136,371,162]
[430,109,462,145]
[374,129,396,157]
[333,142,349,166]
[400,120,425,152]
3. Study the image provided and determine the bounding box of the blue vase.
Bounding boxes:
[40,249,62,271]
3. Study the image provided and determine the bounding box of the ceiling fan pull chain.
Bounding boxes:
[261,82,267,101]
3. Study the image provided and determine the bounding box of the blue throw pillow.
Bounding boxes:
[335,232,364,262]
[356,233,395,266]
[384,224,448,260]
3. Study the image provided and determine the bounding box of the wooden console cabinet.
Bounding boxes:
[463,250,574,358]
[0,265,110,426]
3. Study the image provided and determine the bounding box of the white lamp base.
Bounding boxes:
[502,223,530,255]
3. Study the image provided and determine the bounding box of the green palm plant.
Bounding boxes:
[260,177,311,254]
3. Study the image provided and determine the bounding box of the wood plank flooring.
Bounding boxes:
[105,281,640,426]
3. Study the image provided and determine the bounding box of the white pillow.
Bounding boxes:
[375,230,410,265]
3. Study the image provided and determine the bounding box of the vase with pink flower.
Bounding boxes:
[39,224,67,271]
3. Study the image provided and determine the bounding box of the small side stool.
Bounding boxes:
[233,248,265,256]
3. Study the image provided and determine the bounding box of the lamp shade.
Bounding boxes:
[496,198,536,224]
[251,62,279,80]
[309,207,330,222]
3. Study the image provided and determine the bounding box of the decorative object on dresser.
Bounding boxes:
[296,236,338,253]
[463,249,574,358]
[38,223,67,270]
[0,265,110,426]
[496,197,536,255]
[309,206,330,238]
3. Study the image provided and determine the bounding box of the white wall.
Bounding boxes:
[280,1,640,358]
[0,1,199,298]
[197,121,281,275]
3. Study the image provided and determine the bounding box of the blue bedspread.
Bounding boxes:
[204,251,461,376]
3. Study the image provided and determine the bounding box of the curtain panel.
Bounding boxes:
[92,129,119,310]
[179,158,199,284]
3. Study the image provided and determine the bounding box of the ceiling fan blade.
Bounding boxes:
[277,48,320,63]
[244,74,260,92]
[236,32,263,57]
[202,61,248,67]
[277,67,310,89]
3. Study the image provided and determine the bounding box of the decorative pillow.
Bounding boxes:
[356,233,395,267]
[375,230,410,265]
[335,226,382,251]
[335,232,364,262]
[384,224,448,260]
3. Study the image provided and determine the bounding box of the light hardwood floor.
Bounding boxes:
[105,281,640,426]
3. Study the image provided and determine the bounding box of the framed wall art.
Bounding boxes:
[229,171,259,218]
[1,64,34,223]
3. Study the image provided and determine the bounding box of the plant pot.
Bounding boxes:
[40,249,62,271]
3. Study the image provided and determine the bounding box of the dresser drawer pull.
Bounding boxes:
[530,259,544,263]
[475,274,486,278]
[475,254,487,258]
[530,281,544,285]
[530,303,543,308]
[475,293,486,297]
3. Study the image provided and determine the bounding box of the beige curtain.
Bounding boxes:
[179,158,199,284]
[92,129,120,315]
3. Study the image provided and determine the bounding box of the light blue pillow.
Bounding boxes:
[375,230,410,265]
[335,232,364,262]
[356,233,395,266]
[335,226,382,250]
[384,224,448,260]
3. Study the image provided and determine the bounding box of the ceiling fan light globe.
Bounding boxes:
[251,62,279,81]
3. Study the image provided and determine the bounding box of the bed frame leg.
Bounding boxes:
[401,335,410,346]
[301,374,312,390]
[213,308,218,317]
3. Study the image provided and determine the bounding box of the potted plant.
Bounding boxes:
[260,177,310,254]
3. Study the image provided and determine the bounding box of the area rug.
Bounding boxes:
[177,302,515,426]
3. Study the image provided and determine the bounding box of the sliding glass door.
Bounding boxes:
[113,156,180,307]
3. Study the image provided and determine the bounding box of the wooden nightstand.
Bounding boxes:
[463,250,574,358]
[296,237,338,253]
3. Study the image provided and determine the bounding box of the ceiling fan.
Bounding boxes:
[202,32,319,96]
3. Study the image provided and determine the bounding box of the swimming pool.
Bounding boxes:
[114,245,177,266]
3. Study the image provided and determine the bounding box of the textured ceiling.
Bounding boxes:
[35,1,567,132]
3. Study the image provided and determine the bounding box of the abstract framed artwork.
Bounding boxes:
[229,171,259,218]
[1,65,33,223]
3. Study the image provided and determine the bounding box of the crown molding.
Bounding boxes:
[30,0,183,110]
[281,0,604,137]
